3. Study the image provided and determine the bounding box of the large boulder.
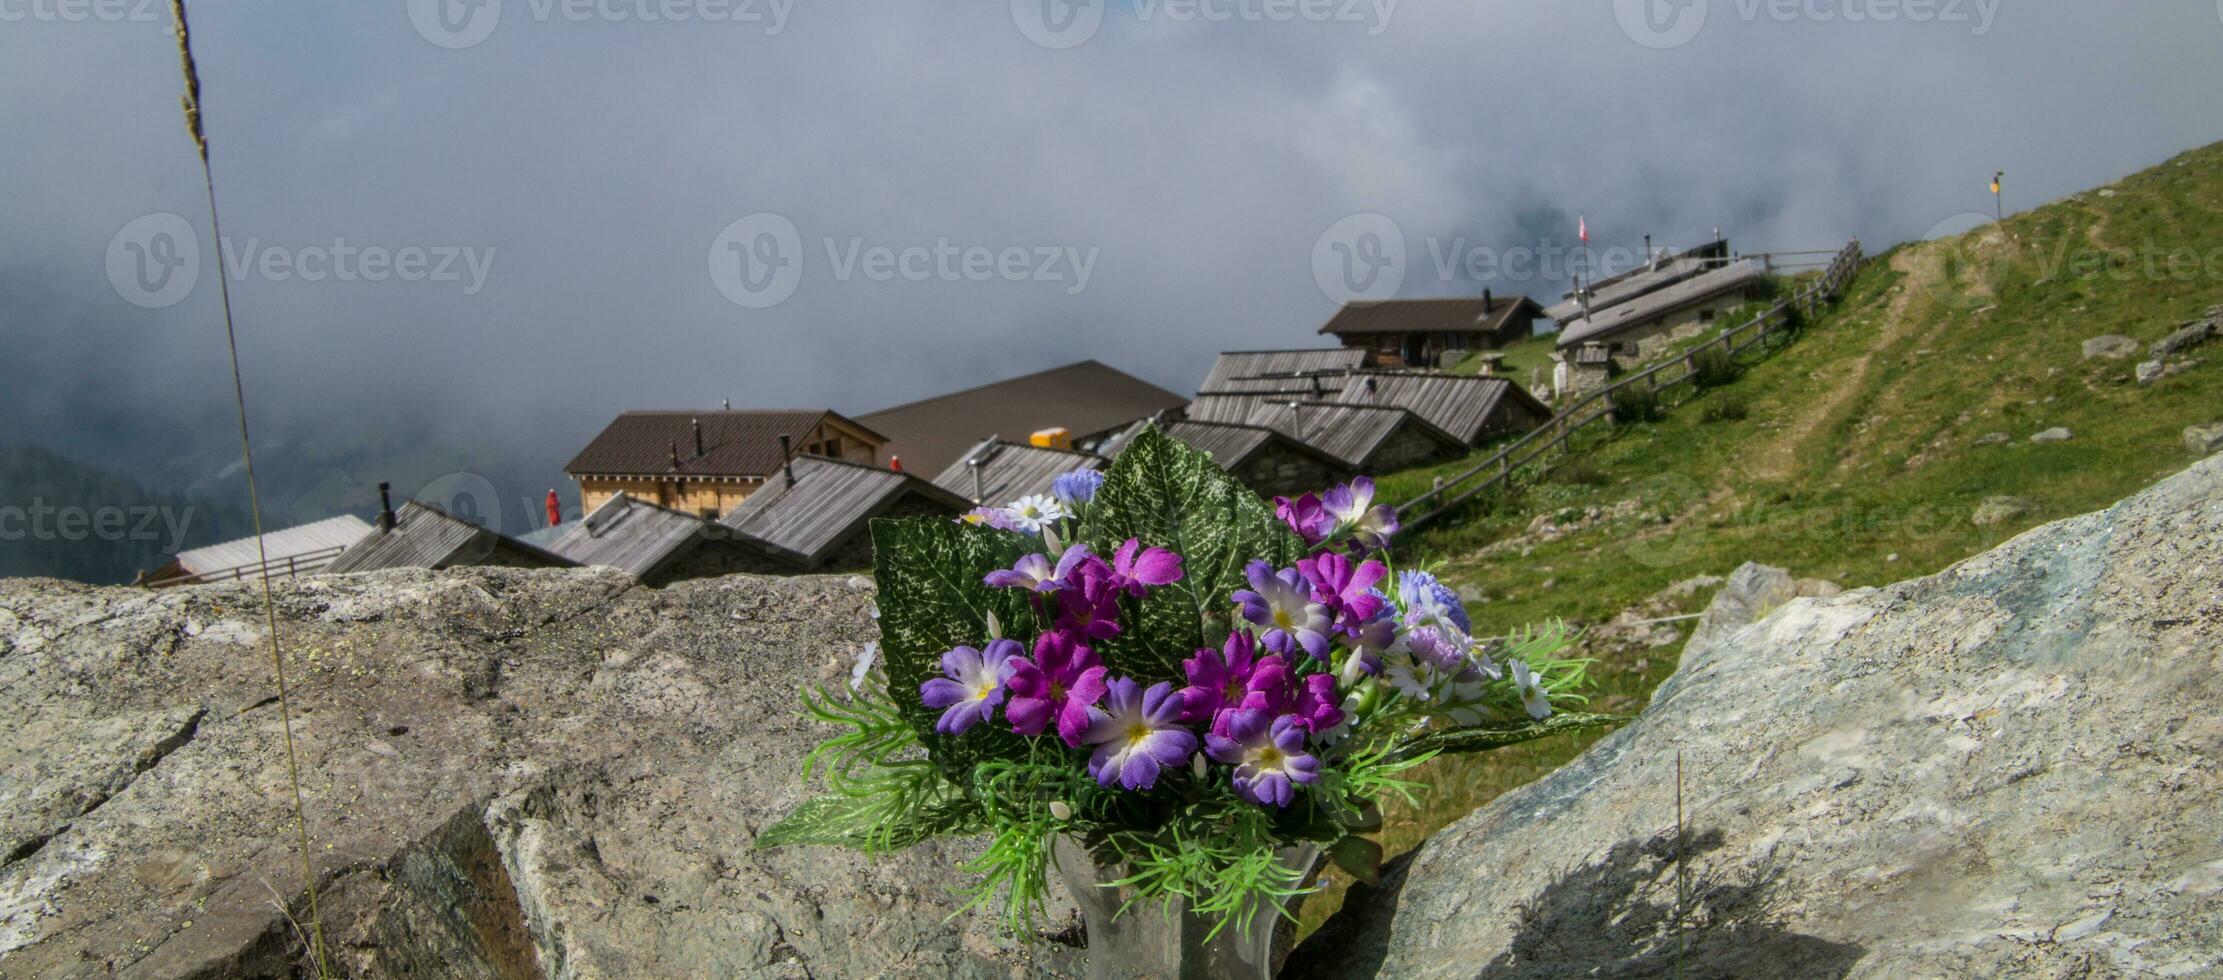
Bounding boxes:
[1296,455,2223,978]
[0,569,1081,978]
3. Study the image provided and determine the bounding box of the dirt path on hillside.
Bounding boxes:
[1743,248,1936,483]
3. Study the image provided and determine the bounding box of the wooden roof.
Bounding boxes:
[1556,259,1766,348]
[1544,253,1723,324]
[326,501,575,574]
[1317,295,1544,339]
[1241,401,1462,470]
[545,493,712,579]
[1154,419,1347,475]
[171,514,372,582]
[858,360,1189,476]
[565,410,884,479]
[1333,372,1549,446]
[932,439,1105,505]
[1200,349,1367,393]
[719,456,970,568]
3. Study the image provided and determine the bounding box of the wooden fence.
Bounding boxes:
[142,543,350,589]
[1396,238,1866,529]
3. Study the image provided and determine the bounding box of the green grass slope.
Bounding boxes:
[1301,138,2223,934]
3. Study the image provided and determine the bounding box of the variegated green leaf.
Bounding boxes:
[869,517,1037,777]
[1082,423,1305,678]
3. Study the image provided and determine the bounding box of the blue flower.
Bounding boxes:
[1051,468,1105,506]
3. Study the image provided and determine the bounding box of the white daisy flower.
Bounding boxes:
[1005,494,1070,532]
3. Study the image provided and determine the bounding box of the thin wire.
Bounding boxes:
[169,1,332,973]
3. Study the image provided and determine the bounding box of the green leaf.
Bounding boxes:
[1386,712,1627,764]
[1082,423,1305,678]
[1325,834,1384,886]
[870,517,1037,777]
[756,791,981,851]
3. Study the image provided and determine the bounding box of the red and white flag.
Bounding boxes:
[1578,214,1588,243]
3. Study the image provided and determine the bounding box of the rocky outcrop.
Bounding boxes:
[0,569,1081,978]
[1296,455,2223,978]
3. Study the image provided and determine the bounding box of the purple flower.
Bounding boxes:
[1323,477,1399,550]
[959,507,1024,532]
[1273,492,1334,546]
[1005,631,1109,748]
[1051,469,1105,506]
[1231,560,1334,661]
[1083,679,1197,791]
[1205,710,1320,808]
[1291,673,1346,732]
[1299,552,1388,628]
[919,639,1021,735]
[984,545,1096,593]
[1052,576,1125,641]
[1224,654,1344,734]
[1106,538,1185,594]
[1176,631,1262,724]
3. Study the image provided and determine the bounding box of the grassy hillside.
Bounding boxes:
[1302,139,2223,932]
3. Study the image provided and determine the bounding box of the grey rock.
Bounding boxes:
[0,568,1080,978]
[1972,432,2012,447]
[2187,423,2223,455]
[1295,455,2223,979]
[1972,494,2040,527]
[2081,334,2139,360]
[2138,360,2168,386]
[2029,427,2073,444]
[1682,563,1836,654]
[2152,319,2218,359]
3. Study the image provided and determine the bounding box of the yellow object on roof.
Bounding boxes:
[1030,428,1072,450]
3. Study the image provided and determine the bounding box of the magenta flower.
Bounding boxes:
[1232,560,1334,661]
[1005,630,1109,748]
[959,507,1024,532]
[919,638,1021,735]
[1299,552,1388,627]
[1273,492,1334,546]
[1205,710,1320,808]
[1225,654,1344,734]
[1104,538,1184,595]
[1176,631,1263,724]
[1323,477,1399,550]
[984,545,1096,593]
[1082,679,1196,791]
[1052,576,1125,641]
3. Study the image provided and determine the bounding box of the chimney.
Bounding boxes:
[1645,234,1654,268]
[376,482,396,531]
[1483,287,1494,310]
[721,397,731,410]
[691,416,704,458]
[779,434,795,487]
[970,459,984,504]
[668,441,680,471]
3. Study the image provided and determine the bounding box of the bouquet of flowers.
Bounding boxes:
[762,425,1613,948]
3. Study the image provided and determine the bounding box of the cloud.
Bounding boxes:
[1,1,2218,511]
